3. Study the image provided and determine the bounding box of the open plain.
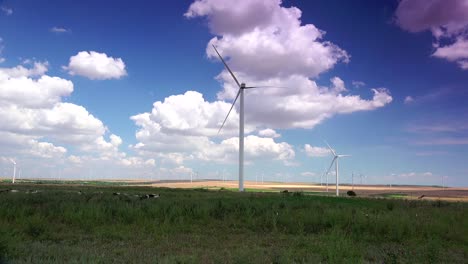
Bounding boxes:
[1,180,467,263]
[143,180,468,202]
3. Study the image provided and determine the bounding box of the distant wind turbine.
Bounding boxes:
[10,159,16,184]
[213,45,285,192]
[324,141,350,196]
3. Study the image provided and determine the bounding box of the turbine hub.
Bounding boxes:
[241,83,246,88]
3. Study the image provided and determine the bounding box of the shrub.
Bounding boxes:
[293,192,303,197]
[347,191,356,197]
[386,202,394,211]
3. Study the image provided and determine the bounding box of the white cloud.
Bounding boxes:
[300,171,316,177]
[404,96,414,104]
[304,144,330,157]
[29,140,67,158]
[0,61,48,78]
[330,76,347,93]
[120,157,156,168]
[432,38,468,62]
[394,0,468,70]
[258,128,280,138]
[352,80,365,88]
[64,51,127,80]
[1,6,12,16]
[187,0,349,79]
[185,0,391,130]
[185,0,280,35]
[395,0,468,36]
[50,27,70,33]
[399,172,433,178]
[219,135,295,162]
[216,73,392,129]
[126,0,393,171]
[0,61,150,179]
[458,60,468,69]
[130,92,295,165]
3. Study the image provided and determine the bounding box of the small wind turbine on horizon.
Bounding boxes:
[324,141,350,196]
[10,159,16,184]
[212,45,285,192]
[360,173,366,185]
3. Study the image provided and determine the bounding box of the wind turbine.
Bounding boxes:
[359,173,366,185]
[10,159,16,184]
[324,141,350,196]
[213,45,284,192]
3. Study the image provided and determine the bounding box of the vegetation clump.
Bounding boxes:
[347,190,356,196]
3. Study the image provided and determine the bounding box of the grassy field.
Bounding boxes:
[0,184,467,263]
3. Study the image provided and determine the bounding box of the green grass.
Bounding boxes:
[0,183,467,263]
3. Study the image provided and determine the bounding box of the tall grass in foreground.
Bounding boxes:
[0,184,467,263]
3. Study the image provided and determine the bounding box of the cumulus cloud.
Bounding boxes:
[64,51,127,80]
[0,61,153,179]
[258,128,280,138]
[187,0,349,79]
[185,0,391,130]
[432,38,468,64]
[394,0,468,35]
[126,0,393,170]
[29,140,67,158]
[394,0,468,70]
[330,77,347,93]
[0,61,48,78]
[130,91,295,165]
[216,73,392,129]
[304,144,330,157]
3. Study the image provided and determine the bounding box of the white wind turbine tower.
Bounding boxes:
[213,45,284,192]
[324,141,350,196]
[10,159,16,184]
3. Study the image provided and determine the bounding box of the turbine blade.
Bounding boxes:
[338,155,351,158]
[243,86,288,89]
[218,89,241,135]
[325,157,337,176]
[212,45,241,89]
[324,140,336,156]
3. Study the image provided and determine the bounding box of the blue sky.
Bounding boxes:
[0,0,467,186]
